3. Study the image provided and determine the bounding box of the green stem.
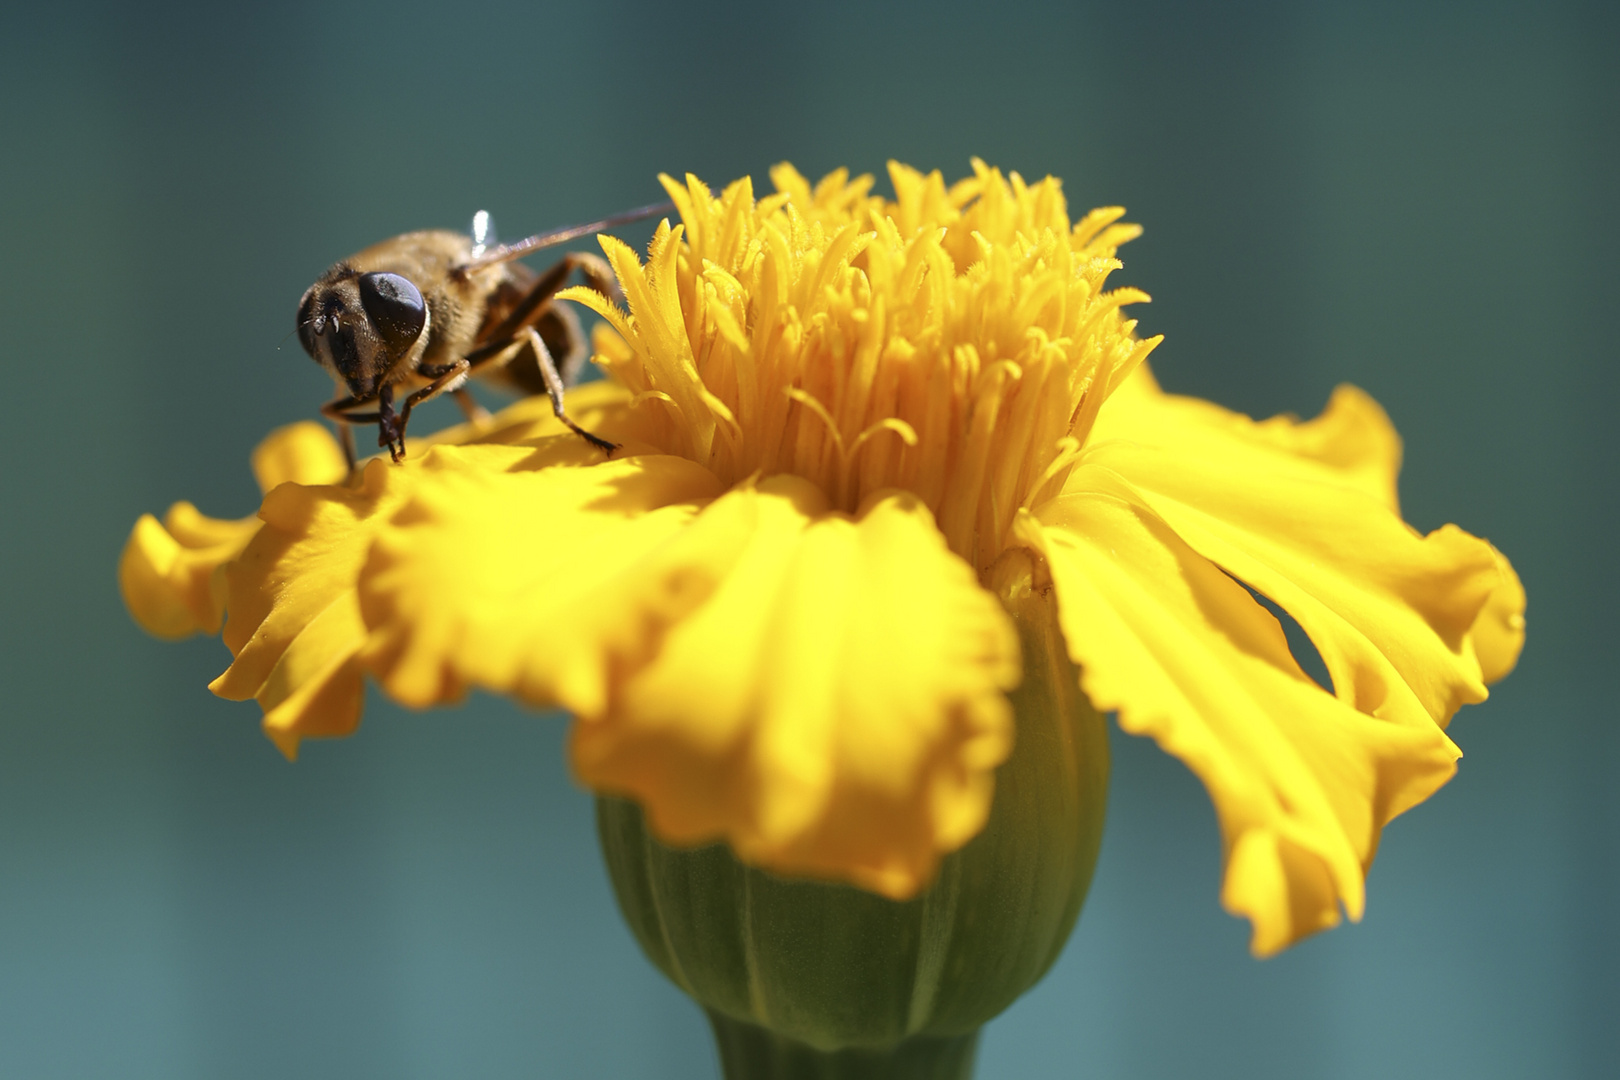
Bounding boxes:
[708,1009,979,1080]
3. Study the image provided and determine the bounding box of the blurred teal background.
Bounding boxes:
[1,0,1614,1076]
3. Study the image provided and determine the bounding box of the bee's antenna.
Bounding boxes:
[458,200,676,273]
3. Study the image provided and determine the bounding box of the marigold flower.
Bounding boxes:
[120,160,1524,958]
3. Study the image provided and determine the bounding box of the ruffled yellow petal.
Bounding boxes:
[208,459,411,759]
[249,419,350,492]
[1095,363,1404,511]
[357,454,727,710]
[1017,475,1458,956]
[120,505,258,639]
[254,596,368,761]
[213,437,598,757]
[358,452,1018,898]
[1080,449,1498,736]
[1468,542,1527,683]
[162,390,668,758]
[574,481,1020,900]
[1088,369,1522,736]
[119,421,347,639]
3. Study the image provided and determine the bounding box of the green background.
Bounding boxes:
[2,1,1614,1076]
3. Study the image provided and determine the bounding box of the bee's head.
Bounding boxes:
[296,267,428,398]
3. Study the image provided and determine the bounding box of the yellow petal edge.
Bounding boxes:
[118,421,347,640]
[1032,367,1524,953]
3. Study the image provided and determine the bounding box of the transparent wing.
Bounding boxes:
[459,200,675,273]
[469,210,496,260]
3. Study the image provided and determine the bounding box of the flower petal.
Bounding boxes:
[1094,363,1404,510]
[213,462,394,701]
[1087,371,1521,735]
[1082,438,1501,733]
[207,447,513,745]
[1468,542,1527,684]
[573,480,1020,901]
[357,454,728,711]
[249,420,350,491]
[209,414,660,758]
[120,507,258,639]
[207,458,412,758]
[119,422,348,640]
[1017,479,1459,955]
[255,594,368,761]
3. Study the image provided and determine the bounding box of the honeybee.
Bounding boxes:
[296,202,671,467]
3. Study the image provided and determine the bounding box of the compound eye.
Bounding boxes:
[295,288,319,359]
[357,272,427,356]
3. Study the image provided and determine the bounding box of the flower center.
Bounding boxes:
[582,161,1161,575]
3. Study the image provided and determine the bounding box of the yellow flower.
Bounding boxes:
[120,160,1524,956]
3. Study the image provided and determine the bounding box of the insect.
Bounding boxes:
[295,202,672,468]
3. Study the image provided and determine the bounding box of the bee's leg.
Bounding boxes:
[342,366,472,464]
[458,331,613,452]
[414,361,490,422]
[320,395,374,473]
[396,360,475,445]
[338,423,358,473]
[452,387,491,424]
[376,385,405,462]
[484,251,622,346]
[522,326,616,452]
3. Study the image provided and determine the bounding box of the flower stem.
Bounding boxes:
[707,1009,979,1080]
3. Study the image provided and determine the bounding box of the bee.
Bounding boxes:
[295,202,671,467]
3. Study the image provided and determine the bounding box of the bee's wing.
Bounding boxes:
[457,200,675,273]
[469,210,495,260]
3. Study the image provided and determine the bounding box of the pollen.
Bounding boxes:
[562,159,1162,574]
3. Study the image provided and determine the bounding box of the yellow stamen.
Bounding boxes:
[559,160,1162,577]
